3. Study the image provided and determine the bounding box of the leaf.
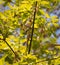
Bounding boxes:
[51,16,58,23]
[0,35,3,39]
[44,13,50,18]
[39,10,45,15]
[0,42,8,50]
[34,24,38,28]
[41,1,50,5]
[19,46,26,53]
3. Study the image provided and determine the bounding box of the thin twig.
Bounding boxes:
[28,1,37,54]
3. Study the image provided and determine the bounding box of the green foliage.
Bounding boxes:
[0,0,60,65]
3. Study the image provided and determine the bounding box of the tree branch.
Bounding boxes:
[4,40,15,55]
[28,1,37,54]
[0,38,20,60]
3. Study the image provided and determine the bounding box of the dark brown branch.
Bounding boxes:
[0,38,20,60]
[4,40,15,55]
[4,39,20,60]
[28,1,37,54]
